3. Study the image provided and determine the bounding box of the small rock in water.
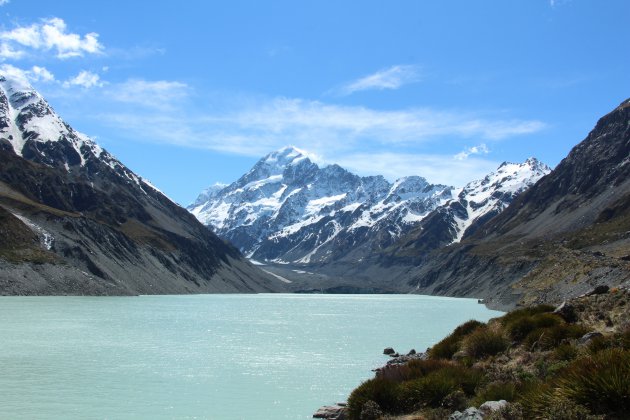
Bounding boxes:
[313,403,346,419]
[383,347,395,355]
[407,349,416,355]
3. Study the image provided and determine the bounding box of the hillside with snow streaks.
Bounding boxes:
[393,158,551,257]
[189,147,454,264]
[0,71,279,295]
[190,147,551,267]
[0,75,157,195]
[451,158,551,242]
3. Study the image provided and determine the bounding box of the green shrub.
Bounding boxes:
[535,359,570,379]
[398,371,458,411]
[359,400,383,420]
[554,343,579,361]
[462,326,509,359]
[428,319,485,360]
[347,378,401,419]
[537,398,603,420]
[473,381,517,405]
[556,348,630,417]
[524,324,588,350]
[397,365,482,411]
[500,304,555,326]
[377,358,453,383]
[505,312,562,343]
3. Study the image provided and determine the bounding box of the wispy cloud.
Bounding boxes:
[334,152,499,187]
[106,79,189,109]
[63,70,103,88]
[0,63,56,85]
[337,65,421,95]
[0,64,109,91]
[0,17,103,59]
[0,0,9,6]
[92,94,545,185]
[454,143,490,160]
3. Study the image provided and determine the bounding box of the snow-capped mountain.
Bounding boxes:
[393,158,551,256]
[0,72,279,295]
[448,158,551,241]
[189,146,454,264]
[0,74,156,192]
[190,148,551,266]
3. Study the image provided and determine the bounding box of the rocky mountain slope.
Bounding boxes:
[189,148,547,272]
[380,99,630,309]
[378,158,551,259]
[0,72,281,295]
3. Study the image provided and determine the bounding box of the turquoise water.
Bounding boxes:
[0,294,502,419]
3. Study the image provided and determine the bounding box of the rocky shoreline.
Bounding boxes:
[313,285,629,419]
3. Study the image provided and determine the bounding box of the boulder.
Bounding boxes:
[383,347,395,355]
[313,403,346,419]
[479,400,508,415]
[553,301,578,323]
[588,285,610,296]
[578,331,603,345]
[408,349,416,355]
[449,407,483,420]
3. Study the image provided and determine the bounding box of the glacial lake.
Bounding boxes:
[0,294,502,419]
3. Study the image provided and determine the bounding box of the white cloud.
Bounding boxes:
[454,143,490,160]
[30,66,56,82]
[0,17,103,59]
[0,0,9,6]
[94,94,545,186]
[0,63,56,86]
[338,65,421,95]
[108,79,189,108]
[63,70,103,88]
[196,98,545,145]
[0,42,24,59]
[334,152,500,187]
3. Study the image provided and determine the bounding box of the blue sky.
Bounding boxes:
[1,0,628,205]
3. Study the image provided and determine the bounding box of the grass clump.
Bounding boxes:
[348,361,483,419]
[556,348,630,417]
[347,378,401,419]
[505,312,562,342]
[462,326,509,359]
[499,304,555,326]
[524,323,588,350]
[473,381,517,405]
[428,319,485,359]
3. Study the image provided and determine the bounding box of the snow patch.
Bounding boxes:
[12,213,54,250]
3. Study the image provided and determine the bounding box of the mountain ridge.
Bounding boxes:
[0,72,282,295]
[189,146,549,276]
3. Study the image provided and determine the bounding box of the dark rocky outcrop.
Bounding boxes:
[357,99,630,310]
